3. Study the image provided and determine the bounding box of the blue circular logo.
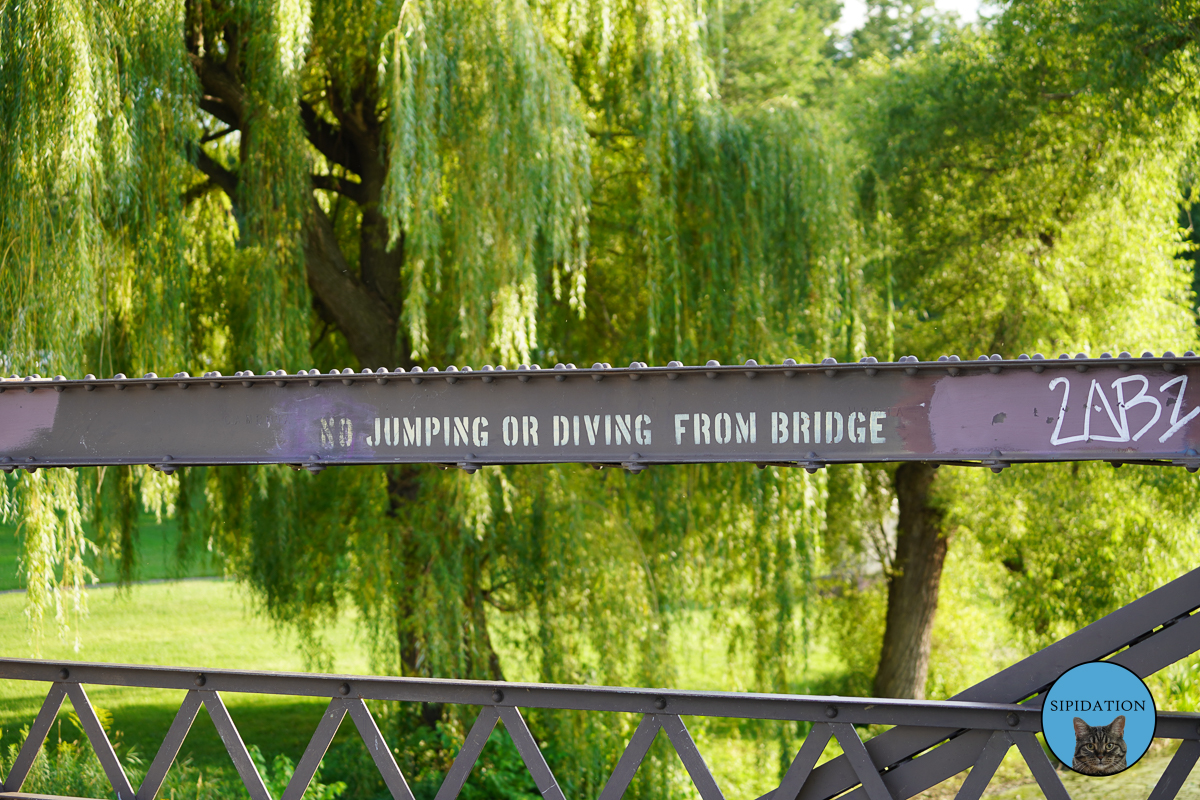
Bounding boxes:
[1043,661,1155,776]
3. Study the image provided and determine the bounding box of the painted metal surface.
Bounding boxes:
[4,354,1200,471]
[1,564,1198,800]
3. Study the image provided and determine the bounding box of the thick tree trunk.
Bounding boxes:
[302,203,399,369]
[873,462,949,700]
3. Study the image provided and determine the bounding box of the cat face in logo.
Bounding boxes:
[1072,715,1127,775]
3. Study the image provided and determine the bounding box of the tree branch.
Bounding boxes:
[184,1,243,134]
[188,45,246,130]
[311,173,366,204]
[300,101,361,174]
[303,200,398,368]
[1040,89,1084,101]
[182,179,216,206]
[201,127,236,144]
[195,149,238,198]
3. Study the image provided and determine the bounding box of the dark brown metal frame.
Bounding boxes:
[2,565,1198,800]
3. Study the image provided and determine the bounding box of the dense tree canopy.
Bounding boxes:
[2,0,1200,789]
[843,0,1200,697]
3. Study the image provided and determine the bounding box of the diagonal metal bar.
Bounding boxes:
[1,684,66,793]
[499,707,566,800]
[1011,732,1070,800]
[281,698,348,800]
[1110,609,1200,683]
[772,723,834,800]
[137,690,204,800]
[345,698,416,800]
[829,723,891,800]
[434,706,500,800]
[65,683,135,800]
[796,568,1200,800]
[201,690,271,800]
[953,730,1011,800]
[597,714,664,800]
[828,729,993,800]
[1147,739,1200,800]
[659,714,725,800]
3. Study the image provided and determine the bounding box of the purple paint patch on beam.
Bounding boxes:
[0,392,59,451]
[270,393,389,461]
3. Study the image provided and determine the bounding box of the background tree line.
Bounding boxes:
[2,0,1200,793]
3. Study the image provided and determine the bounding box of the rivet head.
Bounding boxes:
[58,668,70,680]
[338,682,351,696]
[195,674,206,687]
[654,696,667,710]
[1006,712,1019,727]
[825,705,838,718]
[492,690,504,703]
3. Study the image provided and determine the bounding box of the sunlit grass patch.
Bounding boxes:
[0,579,372,769]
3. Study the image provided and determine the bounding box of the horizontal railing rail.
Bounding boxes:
[0,658,1053,729]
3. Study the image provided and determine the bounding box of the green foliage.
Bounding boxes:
[1,727,131,800]
[0,723,345,800]
[924,534,1019,698]
[713,0,841,109]
[0,0,196,378]
[851,30,1199,359]
[0,0,852,692]
[842,0,959,65]
[812,579,886,697]
[257,747,348,800]
[10,470,94,651]
[320,710,541,800]
[944,463,1200,650]
[379,0,591,363]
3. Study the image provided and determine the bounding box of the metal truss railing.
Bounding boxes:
[1,567,1199,800]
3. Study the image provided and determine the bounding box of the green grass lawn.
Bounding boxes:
[978,743,1200,800]
[0,580,374,772]
[0,515,221,592]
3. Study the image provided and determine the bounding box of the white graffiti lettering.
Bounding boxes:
[1049,373,1199,445]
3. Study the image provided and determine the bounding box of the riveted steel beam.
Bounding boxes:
[4,354,1200,470]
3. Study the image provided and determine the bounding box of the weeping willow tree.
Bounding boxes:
[0,0,856,791]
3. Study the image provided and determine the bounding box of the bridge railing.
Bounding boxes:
[0,657,1194,800]
[2,565,1200,800]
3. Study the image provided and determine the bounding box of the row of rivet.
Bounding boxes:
[4,350,1200,389]
[3,351,1200,396]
